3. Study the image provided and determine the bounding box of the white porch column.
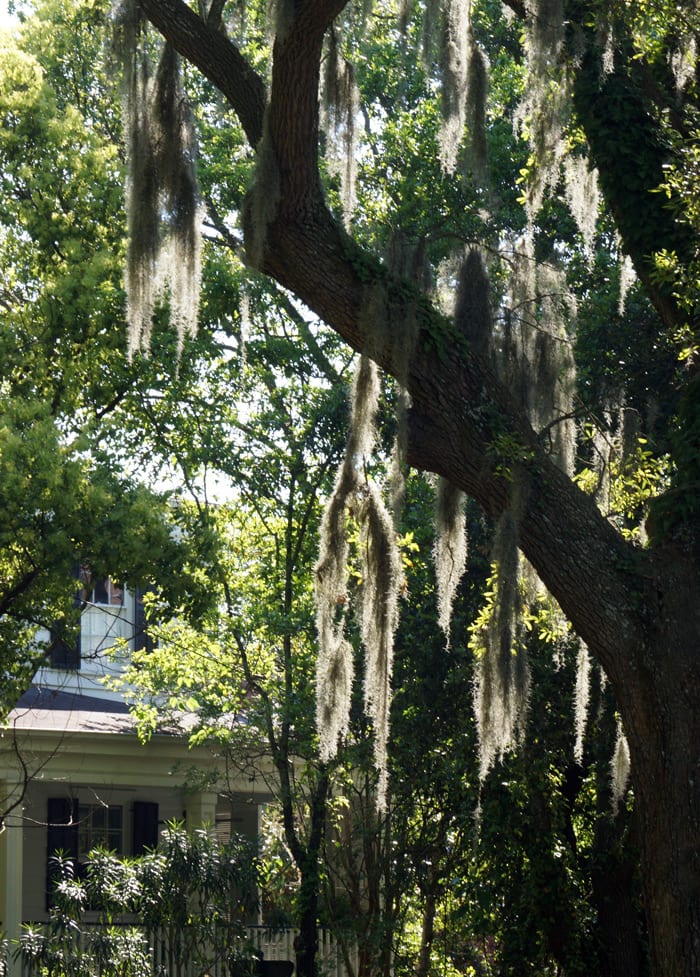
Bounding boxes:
[0,788,24,977]
[184,790,218,831]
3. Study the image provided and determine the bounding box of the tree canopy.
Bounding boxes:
[113,1,700,974]
[0,12,222,708]
[3,0,700,975]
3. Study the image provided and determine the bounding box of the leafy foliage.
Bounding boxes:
[19,823,259,977]
[5,0,700,975]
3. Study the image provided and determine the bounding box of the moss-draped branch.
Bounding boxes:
[134,0,662,684]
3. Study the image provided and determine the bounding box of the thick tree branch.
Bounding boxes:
[221,0,648,683]
[257,205,652,692]
[137,0,266,147]
[500,0,526,18]
[0,566,42,618]
[266,0,349,210]
[141,0,668,689]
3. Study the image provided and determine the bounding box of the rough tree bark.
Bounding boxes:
[136,2,700,975]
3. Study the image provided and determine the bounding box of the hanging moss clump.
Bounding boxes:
[434,477,468,645]
[471,507,531,781]
[611,717,631,811]
[573,642,591,763]
[112,0,203,354]
[315,357,401,808]
[438,0,489,176]
[321,28,360,228]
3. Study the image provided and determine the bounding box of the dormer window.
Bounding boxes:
[48,573,145,672]
[80,570,124,608]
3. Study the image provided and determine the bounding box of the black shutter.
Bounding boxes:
[49,571,83,669]
[46,796,79,909]
[133,588,154,653]
[48,623,81,669]
[132,801,159,854]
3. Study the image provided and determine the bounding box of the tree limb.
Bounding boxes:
[137,0,266,147]
[253,0,654,687]
[500,0,526,18]
[140,0,666,689]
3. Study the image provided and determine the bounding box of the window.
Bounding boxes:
[132,800,159,854]
[78,803,123,857]
[80,570,124,607]
[46,798,161,911]
[48,798,158,861]
[48,575,150,670]
[48,626,80,670]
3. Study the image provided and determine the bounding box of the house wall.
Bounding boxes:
[3,586,275,957]
[21,781,189,922]
[20,782,266,923]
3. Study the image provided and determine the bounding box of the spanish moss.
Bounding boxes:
[464,36,489,180]
[611,718,631,812]
[433,477,468,643]
[498,233,576,476]
[599,19,616,75]
[151,42,203,350]
[322,29,360,227]
[515,0,569,218]
[438,0,471,172]
[472,508,530,781]
[315,455,355,760]
[389,379,412,522]
[573,642,591,763]
[471,220,579,780]
[359,481,402,808]
[239,289,250,370]
[315,357,379,759]
[387,233,428,519]
[112,0,203,354]
[618,252,636,315]
[563,154,601,260]
[436,0,489,178]
[670,32,697,92]
[534,264,577,476]
[430,250,484,640]
[315,357,402,807]
[112,0,158,351]
[454,248,493,361]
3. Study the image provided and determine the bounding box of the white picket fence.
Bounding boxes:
[247,927,358,977]
[14,924,357,977]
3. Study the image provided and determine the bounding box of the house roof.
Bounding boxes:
[8,686,138,734]
[0,688,274,798]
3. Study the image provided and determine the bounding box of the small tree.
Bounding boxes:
[18,823,259,977]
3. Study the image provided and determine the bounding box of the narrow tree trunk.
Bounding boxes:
[587,679,646,977]
[591,815,645,977]
[289,768,330,977]
[295,875,321,977]
[415,878,438,977]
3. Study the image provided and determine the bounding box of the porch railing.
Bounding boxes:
[11,924,357,977]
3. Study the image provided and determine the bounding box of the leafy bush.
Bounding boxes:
[17,822,260,977]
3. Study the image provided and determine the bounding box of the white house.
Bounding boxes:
[0,577,270,976]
